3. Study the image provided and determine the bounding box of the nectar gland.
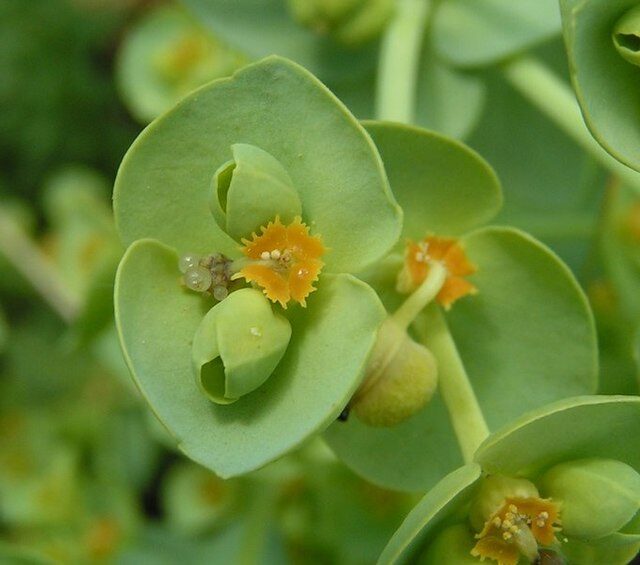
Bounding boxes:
[396,235,477,310]
[233,216,325,308]
[472,497,561,565]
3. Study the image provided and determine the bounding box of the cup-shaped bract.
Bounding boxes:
[560,0,640,173]
[324,122,598,492]
[116,4,245,122]
[192,288,292,404]
[114,56,402,478]
[379,396,640,565]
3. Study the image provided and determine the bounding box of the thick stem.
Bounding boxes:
[416,305,489,463]
[0,210,80,323]
[376,0,430,123]
[502,56,640,193]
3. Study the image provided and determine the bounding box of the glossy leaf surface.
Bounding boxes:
[326,227,597,491]
[560,0,640,172]
[115,239,386,477]
[433,0,561,67]
[114,57,401,273]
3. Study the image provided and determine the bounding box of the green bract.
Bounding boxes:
[432,0,561,67]
[116,5,245,123]
[324,122,598,492]
[379,396,640,565]
[560,0,640,173]
[114,57,402,477]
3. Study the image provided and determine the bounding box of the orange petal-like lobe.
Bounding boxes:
[237,216,325,308]
[402,235,477,309]
[471,536,520,565]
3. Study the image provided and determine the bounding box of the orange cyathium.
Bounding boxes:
[471,497,561,565]
[397,236,477,309]
[234,216,325,308]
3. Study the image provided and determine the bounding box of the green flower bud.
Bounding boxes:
[613,5,640,67]
[191,288,292,404]
[561,532,640,565]
[419,524,478,564]
[539,458,640,540]
[286,0,394,47]
[211,144,302,242]
[351,317,438,427]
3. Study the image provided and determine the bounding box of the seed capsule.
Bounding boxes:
[179,253,200,273]
[184,266,212,292]
[212,285,229,301]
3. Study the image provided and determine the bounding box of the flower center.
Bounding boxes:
[396,235,477,310]
[471,497,561,565]
[233,216,325,308]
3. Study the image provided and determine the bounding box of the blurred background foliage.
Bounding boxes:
[0,0,638,563]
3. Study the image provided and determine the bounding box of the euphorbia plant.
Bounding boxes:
[325,121,598,492]
[114,56,402,477]
[379,395,640,564]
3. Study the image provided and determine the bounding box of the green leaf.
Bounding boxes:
[432,0,561,67]
[115,239,386,477]
[181,0,378,82]
[475,396,640,478]
[377,464,481,565]
[212,143,302,242]
[466,54,606,273]
[414,50,486,140]
[363,121,502,238]
[192,288,292,403]
[326,227,597,491]
[560,0,640,172]
[116,5,245,123]
[447,227,598,428]
[114,57,401,273]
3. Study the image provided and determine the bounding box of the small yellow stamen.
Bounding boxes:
[397,235,477,310]
[471,497,561,565]
[234,216,325,308]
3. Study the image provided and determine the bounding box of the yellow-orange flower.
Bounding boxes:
[471,497,561,565]
[234,216,325,308]
[397,235,477,309]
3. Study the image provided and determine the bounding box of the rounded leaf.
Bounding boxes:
[192,288,292,403]
[116,5,245,122]
[433,0,561,67]
[560,0,640,172]
[114,57,401,273]
[363,121,502,238]
[325,227,597,491]
[475,396,640,478]
[115,239,386,477]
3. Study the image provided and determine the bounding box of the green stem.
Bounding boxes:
[502,56,640,193]
[415,305,489,463]
[0,209,80,323]
[393,260,446,329]
[354,262,446,402]
[376,0,430,122]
